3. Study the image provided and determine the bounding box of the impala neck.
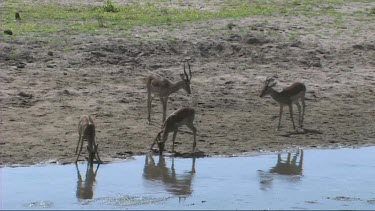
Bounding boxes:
[168,80,186,95]
[268,88,288,104]
[161,130,169,142]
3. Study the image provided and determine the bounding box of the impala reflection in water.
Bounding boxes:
[143,154,196,199]
[259,150,303,191]
[75,163,100,200]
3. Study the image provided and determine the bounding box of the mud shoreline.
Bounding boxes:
[1,1,374,167]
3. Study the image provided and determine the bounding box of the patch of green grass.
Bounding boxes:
[2,0,372,36]
[2,1,278,36]
[9,49,19,60]
[101,0,120,13]
[370,7,375,15]
[281,0,344,16]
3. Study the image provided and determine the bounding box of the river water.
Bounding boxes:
[2,146,375,210]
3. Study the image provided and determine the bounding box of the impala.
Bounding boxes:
[258,150,303,190]
[270,150,304,175]
[75,163,100,199]
[150,107,197,155]
[146,62,192,124]
[75,115,101,164]
[143,154,196,197]
[259,77,306,131]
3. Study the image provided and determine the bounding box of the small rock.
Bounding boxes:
[150,64,163,70]
[290,41,302,48]
[18,91,33,98]
[47,51,53,56]
[91,51,106,57]
[46,64,55,68]
[119,98,129,103]
[227,34,242,41]
[4,30,13,35]
[246,36,265,45]
[227,22,236,30]
[15,12,21,20]
[353,44,364,50]
[312,62,322,68]
[63,72,67,75]
[16,63,26,68]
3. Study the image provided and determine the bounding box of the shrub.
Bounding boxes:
[102,0,119,13]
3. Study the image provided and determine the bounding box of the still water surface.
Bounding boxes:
[2,147,375,210]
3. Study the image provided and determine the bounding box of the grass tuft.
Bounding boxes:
[101,0,119,13]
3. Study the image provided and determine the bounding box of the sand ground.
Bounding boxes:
[1,1,374,166]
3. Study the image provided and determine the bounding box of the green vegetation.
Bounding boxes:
[1,0,373,36]
[101,0,120,13]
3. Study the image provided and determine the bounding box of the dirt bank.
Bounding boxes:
[1,1,374,166]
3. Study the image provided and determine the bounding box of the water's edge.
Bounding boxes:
[3,144,371,168]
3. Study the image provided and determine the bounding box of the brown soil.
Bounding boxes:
[1,1,374,166]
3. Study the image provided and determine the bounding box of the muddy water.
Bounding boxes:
[2,147,375,210]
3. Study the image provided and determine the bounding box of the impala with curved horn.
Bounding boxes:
[259,77,306,131]
[146,62,193,124]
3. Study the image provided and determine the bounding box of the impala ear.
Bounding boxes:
[180,73,185,80]
[269,81,277,87]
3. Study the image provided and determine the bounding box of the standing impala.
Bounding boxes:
[259,77,306,131]
[75,115,102,164]
[150,107,197,155]
[146,62,192,124]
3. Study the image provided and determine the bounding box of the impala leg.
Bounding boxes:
[295,101,302,127]
[301,96,306,127]
[292,153,298,164]
[162,97,168,123]
[277,105,284,131]
[171,157,175,171]
[87,145,93,165]
[191,157,196,174]
[159,96,165,124]
[94,143,102,163]
[172,130,178,153]
[288,104,296,130]
[75,163,82,181]
[147,89,152,124]
[76,132,82,154]
[75,136,85,163]
[150,138,158,151]
[287,153,291,163]
[94,163,100,176]
[187,123,197,152]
